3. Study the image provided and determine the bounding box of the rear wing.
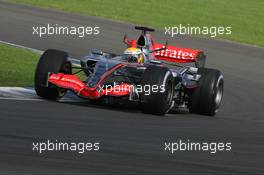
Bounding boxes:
[153,43,203,63]
[123,30,205,65]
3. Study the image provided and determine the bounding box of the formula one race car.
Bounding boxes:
[34,26,224,116]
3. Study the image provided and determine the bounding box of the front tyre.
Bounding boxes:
[140,65,174,115]
[35,49,72,100]
[188,68,224,116]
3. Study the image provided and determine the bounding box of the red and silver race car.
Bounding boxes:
[34,26,224,116]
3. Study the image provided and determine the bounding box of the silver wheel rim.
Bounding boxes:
[215,76,224,111]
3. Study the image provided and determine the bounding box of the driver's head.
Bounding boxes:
[123,47,145,63]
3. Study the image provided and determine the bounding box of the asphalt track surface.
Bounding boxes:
[0,1,264,175]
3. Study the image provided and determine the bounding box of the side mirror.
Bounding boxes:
[123,34,131,47]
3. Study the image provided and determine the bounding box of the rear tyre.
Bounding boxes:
[34,49,72,100]
[140,65,174,115]
[188,68,224,116]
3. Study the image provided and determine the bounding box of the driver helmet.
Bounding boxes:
[123,47,145,63]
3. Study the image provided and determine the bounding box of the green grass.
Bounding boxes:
[0,44,39,86]
[11,0,264,46]
[0,44,86,86]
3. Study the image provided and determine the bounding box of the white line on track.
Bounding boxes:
[0,87,85,102]
[0,97,44,101]
[0,40,81,64]
[0,40,43,54]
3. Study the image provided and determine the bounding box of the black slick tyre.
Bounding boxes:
[140,65,174,115]
[34,49,72,100]
[189,68,224,116]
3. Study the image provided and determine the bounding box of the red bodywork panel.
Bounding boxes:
[48,64,132,99]
[49,73,100,99]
